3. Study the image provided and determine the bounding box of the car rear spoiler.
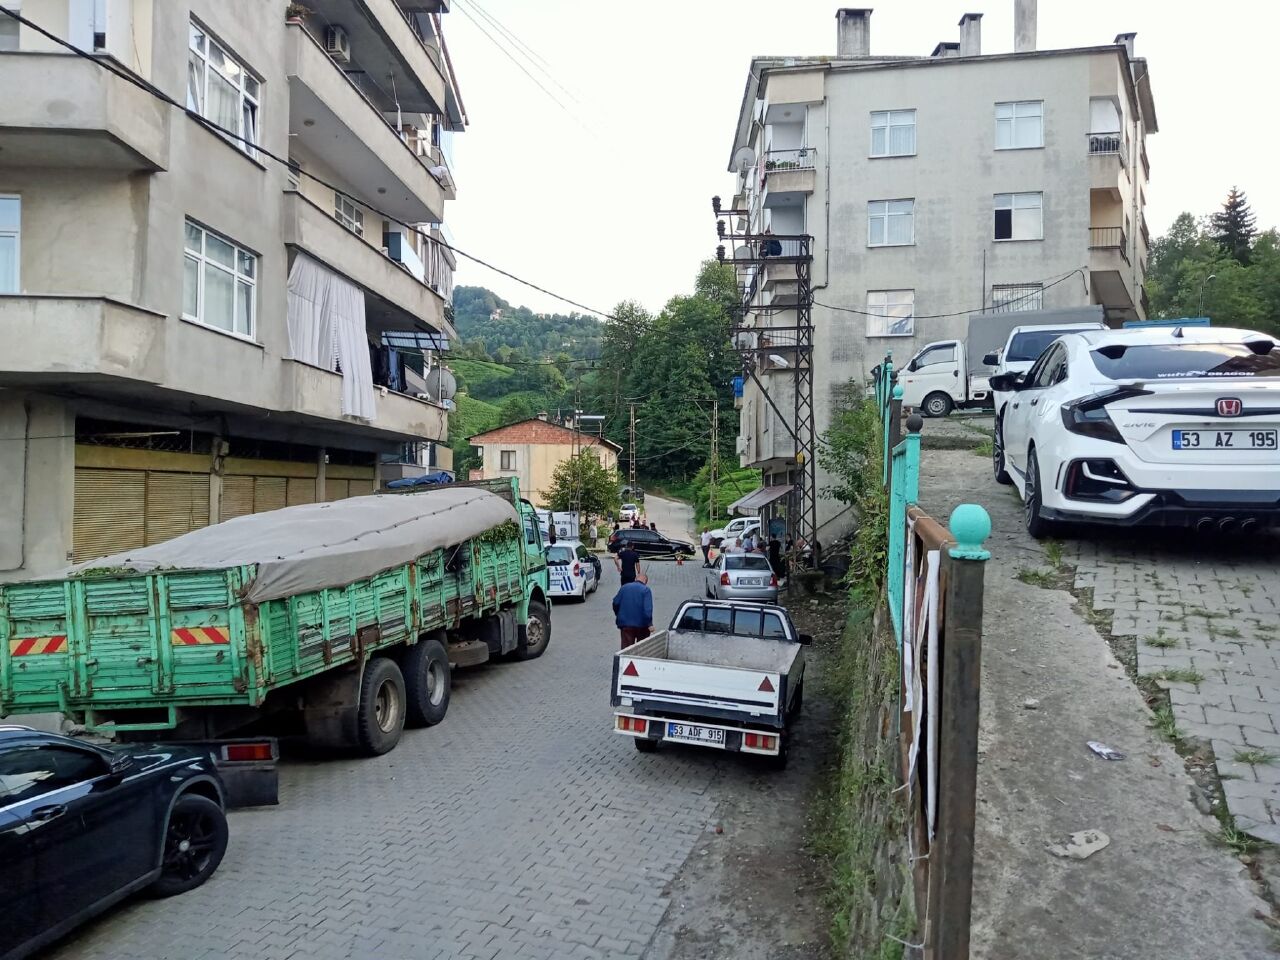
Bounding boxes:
[167,737,279,808]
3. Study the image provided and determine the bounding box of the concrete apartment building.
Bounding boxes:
[724,3,1157,538]
[0,0,463,579]
[468,417,621,508]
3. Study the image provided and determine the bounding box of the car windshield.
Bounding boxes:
[1088,342,1280,380]
[546,546,574,565]
[726,555,770,570]
[1006,329,1084,362]
[622,504,637,511]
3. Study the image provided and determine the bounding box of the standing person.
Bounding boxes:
[649,522,658,532]
[613,573,653,649]
[613,539,642,585]
[700,528,713,567]
[767,533,785,582]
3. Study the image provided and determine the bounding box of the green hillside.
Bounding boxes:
[453,286,601,358]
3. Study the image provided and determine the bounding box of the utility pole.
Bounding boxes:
[628,402,637,496]
[708,398,719,525]
[571,372,582,520]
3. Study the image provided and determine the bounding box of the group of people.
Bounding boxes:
[698,527,789,581]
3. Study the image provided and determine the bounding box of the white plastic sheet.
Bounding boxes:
[286,253,376,420]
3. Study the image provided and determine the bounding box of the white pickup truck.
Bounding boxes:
[611,599,810,768]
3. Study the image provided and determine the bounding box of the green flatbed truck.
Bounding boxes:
[0,478,550,756]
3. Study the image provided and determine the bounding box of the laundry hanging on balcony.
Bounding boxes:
[286,253,376,421]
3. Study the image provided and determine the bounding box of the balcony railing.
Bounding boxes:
[718,234,812,266]
[1087,132,1128,168]
[763,147,816,172]
[1089,226,1130,264]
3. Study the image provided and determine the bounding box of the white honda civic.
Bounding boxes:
[990,326,1280,538]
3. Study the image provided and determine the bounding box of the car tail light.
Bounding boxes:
[616,715,648,734]
[1060,387,1151,444]
[222,742,274,762]
[743,732,778,751]
[769,574,778,587]
[1064,458,1136,502]
[721,572,731,586]
[573,563,581,577]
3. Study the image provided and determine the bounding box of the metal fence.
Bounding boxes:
[763,147,816,171]
[870,355,991,959]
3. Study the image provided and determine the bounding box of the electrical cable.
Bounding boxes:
[810,268,1086,320]
[0,4,617,321]
[454,0,578,103]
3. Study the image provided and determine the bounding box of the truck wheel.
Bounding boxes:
[634,738,658,753]
[150,794,228,897]
[513,599,551,661]
[354,658,406,756]
[923,392,953,418]
[403,637,451,727]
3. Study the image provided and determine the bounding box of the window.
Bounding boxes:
[992,283,1043,312]
[334,193,364,237]
[868,200,914,247]
[1029,345,1067,388]
[993,192,1042,241]
[1088,343,1280,381]
[995,100,1043,149]
[914,343,957,369]
[1006,328,1081,363]
[0,745,107,805]
[726,555,771,571]
[703,607,734,635]
[0,8,18,51]
[761,612,787,639]
[866,289,915,338]
[187,21,261,157]
[870,109,916,157]
[0,196,18,294]
[182,219,257,338]
[546,546,574,565]
[499,450,516,471]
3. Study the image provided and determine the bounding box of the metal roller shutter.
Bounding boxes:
[347,479,375,496]
[144,472,211,546]
[286,477,316,506]
[254,476,287,513]
[324,478,349,502]
[220,475,255,521]
[73,468,146,562]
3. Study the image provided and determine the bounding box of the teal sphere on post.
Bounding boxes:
[948,503,992,560]
[892,384,903,399]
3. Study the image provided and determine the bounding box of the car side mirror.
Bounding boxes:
[982,352,999,367]
[797,633,813,646]
[988,372,1024,392]
[106,753,135,781]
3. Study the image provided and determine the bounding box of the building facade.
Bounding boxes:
[469,417,621,508]
[0,0,463,578]
[724,5,1157,539]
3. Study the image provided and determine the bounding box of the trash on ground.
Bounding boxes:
[1046,829,1111,860]
[1087,741,1125,761]
[1022,698,1041,710]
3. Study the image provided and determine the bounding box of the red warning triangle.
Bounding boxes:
[758,676,775,692]
[623,661,639,677]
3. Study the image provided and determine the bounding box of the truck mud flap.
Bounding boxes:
[169,737,280,808]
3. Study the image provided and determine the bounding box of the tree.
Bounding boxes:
[546,452,621,517]
[498,394,539,425]
[1210,186,1257,265]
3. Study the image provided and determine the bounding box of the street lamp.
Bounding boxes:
[1198,273,1217,319]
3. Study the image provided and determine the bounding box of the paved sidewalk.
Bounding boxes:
[1068,535,1280,841]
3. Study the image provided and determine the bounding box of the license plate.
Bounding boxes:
[739,578,762,586]
[666,722,726,747]
[1172,429,1277,450]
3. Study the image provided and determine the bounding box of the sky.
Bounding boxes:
[441,0,1280,319]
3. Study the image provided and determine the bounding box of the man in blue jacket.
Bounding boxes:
[613,573,653,649]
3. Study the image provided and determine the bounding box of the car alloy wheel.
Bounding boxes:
[1024,448,1056,540]
[163,805,220,883]
[993,418,1012,485]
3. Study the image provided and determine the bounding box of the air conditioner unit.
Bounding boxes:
[324,25,352,63]
[736,436,748,454]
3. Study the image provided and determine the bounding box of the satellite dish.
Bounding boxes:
[734,245,752,260]
[732,146,756,174]
[425,366,457,402]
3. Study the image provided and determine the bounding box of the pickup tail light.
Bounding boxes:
[1060,387,1151,444]
[720,572,731,586]
[743,732,778,751]
[616,715,648,735]
[222,741,274,763]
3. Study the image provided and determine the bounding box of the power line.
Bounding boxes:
[455,0,579,103]
[811,268,1087,320]
[0,5,617,322]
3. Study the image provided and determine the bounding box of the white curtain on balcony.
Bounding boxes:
[286,253,376,421]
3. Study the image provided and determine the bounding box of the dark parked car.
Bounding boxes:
[0,726,229,960]
[607,528,696,559]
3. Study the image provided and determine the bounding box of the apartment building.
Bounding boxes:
[0,0,464,578]
[724,3,1157,538]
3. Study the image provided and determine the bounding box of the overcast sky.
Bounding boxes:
[441,0,1278,320]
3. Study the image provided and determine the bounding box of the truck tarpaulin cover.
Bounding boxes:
[69,489,520,604]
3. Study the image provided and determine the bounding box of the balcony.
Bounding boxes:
[0,53,168,170]
[1087,132,1128,200]
[0,296,166,387]
[763,148,816,208]
[287,24,446,223]
[302,0,448,115]
[283,360,448,443]
[1089,225,1137,317]
[283,190,451,340]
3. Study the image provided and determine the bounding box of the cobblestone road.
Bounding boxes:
[48,554,774,960]
[1067,533,1280,841]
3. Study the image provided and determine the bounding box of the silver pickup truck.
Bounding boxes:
[610,599,811,768]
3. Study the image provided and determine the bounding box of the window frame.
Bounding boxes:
[182,218,258,341]
[991,283,1044,312]
[867,199,915,248]
[334,193,365,238]
[994,100,1044,150]
[915,343,958,369]
[499,450,517,471]
[0,194,19,295]
[869,109,917,158]
[865,288,915,338]
[187,19,262,159]
[993,192,1043,242]
[0,743,110,807]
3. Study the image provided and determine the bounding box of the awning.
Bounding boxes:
[727,484,794,515]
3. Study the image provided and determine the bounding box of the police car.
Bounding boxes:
[545,540,599,602]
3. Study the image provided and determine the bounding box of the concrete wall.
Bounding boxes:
[0,394,75,579]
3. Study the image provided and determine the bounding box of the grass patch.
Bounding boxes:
[1217,820,1265,856]
[1214,625,1244,639]
[1143,667,1205,685]
[1234,749,1280,766]
[972,438,993,458]
[1150,702,1183,743]
[1143,629,1179,649]
[1044,539,1064,570]
[1254,623,1278,636]
[1186,606,1229,620]
[1016,567,1057,588]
